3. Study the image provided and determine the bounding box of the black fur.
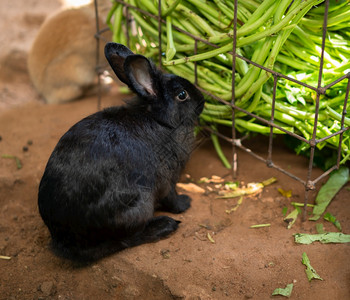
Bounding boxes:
[38,43,204,262]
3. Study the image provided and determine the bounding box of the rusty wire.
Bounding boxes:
[94,0,350,218]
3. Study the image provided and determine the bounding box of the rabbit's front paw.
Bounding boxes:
[174,194,192,213]
[143,216,180,240]
[159,192,192,214]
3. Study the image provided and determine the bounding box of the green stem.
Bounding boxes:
[162,0,182,17]
[1,154,22,169]
[106,1,118,31]
[301,5,350,28]
[238,0,260,12]
[274,0,294,24]
[166,16,176,61]
[327,106,350,127]
[112,4,124,43]
[210,126,231,169]
[177,4,218,36]
[276,53,316,71]
[236,0,322,48]
[186,0,231,25]
[136,0,158,14]
[238,0,279,36]
[163,42,232,66]
[235,38,273,98]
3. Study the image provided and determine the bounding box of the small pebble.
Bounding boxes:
[40,281,55,296]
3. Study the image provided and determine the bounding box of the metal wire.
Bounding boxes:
[231,0,239,179]
[94,0,101,111]
[94,0,350,217]
[302,0,330,220]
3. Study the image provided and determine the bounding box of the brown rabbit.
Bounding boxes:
[27,1,111,104]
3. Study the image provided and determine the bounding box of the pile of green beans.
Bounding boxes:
[107,0,350,168]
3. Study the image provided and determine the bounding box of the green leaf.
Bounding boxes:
[301,252,323,282]
[323,212,342,231]
[296,95,306,106]
[310,167,349,221]
[282,206,288,216]
[285,90,297,105]
[272,283,293,298]
[294,232,350,244]
[225,181,239,190]
[315,223,325,234]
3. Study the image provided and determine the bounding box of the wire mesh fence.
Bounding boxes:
[94,0,350,218]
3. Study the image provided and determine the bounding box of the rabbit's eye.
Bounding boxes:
[176,90,189,101]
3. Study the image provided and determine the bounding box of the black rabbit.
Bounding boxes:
[38,42,204,262]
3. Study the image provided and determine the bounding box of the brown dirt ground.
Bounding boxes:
[0,1,349,299]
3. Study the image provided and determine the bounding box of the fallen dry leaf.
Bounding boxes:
[199,175,224,183]
[207,232,215,243]
[218,177,276,199]
[0,255,11,260]
[218,183,263,198]
[176,183,205,194]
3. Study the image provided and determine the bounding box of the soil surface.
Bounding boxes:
[0,1,349,299]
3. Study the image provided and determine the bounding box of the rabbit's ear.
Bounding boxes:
[104,42,134,85]
[124,55,157,98]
